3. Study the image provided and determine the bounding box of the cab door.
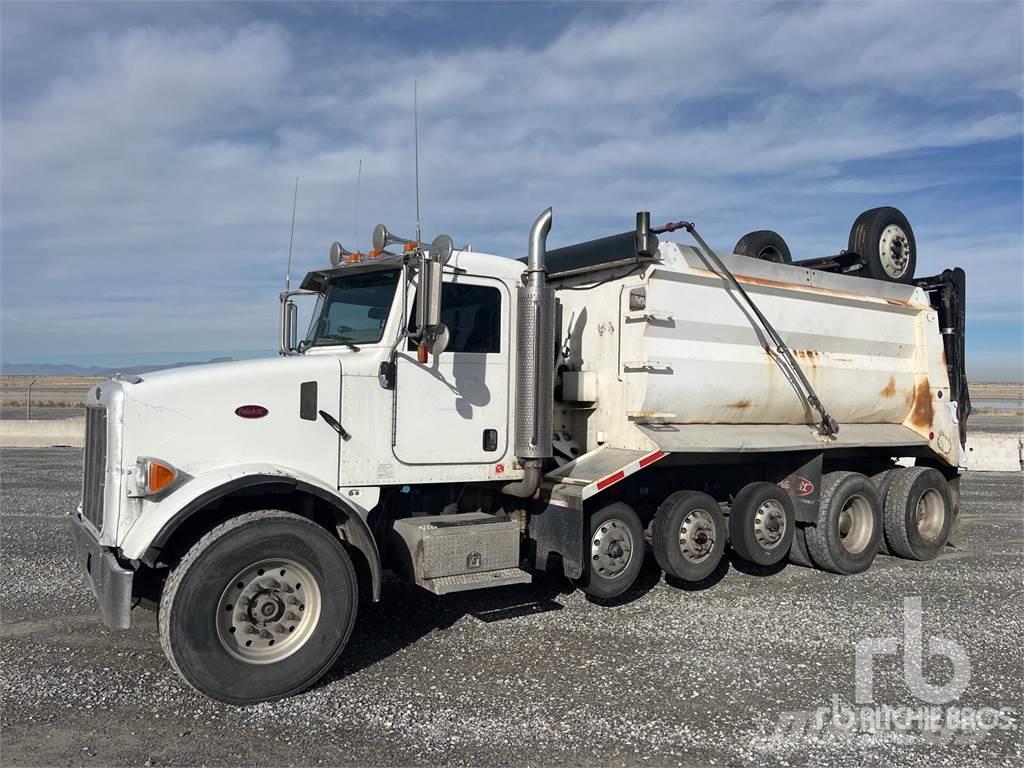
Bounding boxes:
[393,274,510,465]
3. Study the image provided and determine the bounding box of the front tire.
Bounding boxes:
[159,510,358,704]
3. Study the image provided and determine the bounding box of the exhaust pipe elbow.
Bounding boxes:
[501,462,543,499]
[526,207,553,281]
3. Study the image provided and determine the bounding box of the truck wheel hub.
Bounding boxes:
[837,496,873,555]
[678,509,716,562]
[251,592,285,624]
[879,225,910,277]
[591,519,634,579]
[915,489,945,542]
[215,558,322,664]
[753,500,787,548]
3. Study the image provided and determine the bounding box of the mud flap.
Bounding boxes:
[775,452,823,524]
[946,474,962,548]
[528,504,585,579]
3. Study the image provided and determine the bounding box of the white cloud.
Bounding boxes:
[3,23,289,174]
[1,2,1021,376]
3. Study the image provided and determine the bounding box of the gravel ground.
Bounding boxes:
[1,448,1021,767]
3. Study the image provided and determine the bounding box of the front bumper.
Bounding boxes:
[70,514,133,631]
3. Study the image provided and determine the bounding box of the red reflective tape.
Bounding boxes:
[595,470,626,491]
[638,450,667,468]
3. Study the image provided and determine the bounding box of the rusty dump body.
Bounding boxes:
[552,240,966,469]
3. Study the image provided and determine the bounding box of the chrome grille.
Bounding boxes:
[82,406,108,531]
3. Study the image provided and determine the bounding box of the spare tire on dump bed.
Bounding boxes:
[848,206,917,284]
[733,230,792,264]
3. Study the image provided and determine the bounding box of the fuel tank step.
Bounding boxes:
[423,567,532,596]
[390,512,527,595]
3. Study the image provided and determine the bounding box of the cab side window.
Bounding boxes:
[408,283,501,353]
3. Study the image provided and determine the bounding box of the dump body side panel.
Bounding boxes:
[554,242,959,466]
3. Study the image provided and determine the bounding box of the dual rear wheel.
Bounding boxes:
[802,472,883,574]
[790,467,953,573]
[877,466,953,561]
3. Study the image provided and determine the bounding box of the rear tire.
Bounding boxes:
[653,491,726,582]
[848,207,916,283]
[882,467,953,561]
[579,502,645,599]
[805,472,883,574]
[733,230,792,264]
[788,524,813,567]
[159,510,358,704]
[870,467,899,555]
[729,482,795,566]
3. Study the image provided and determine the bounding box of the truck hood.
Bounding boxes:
[134,355,330,389]
[113,355,344,482]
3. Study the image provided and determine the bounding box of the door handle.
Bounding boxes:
[319,410,352,441]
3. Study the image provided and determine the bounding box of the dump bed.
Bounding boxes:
[553,242,961,468]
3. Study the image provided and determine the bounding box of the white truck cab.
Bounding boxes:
[71,206,970,703]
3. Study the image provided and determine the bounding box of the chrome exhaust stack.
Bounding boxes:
[504,207,556,498]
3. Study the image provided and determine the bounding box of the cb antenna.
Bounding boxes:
[285,177,299,291]
[414,79,421,244]
[354,158,363,252]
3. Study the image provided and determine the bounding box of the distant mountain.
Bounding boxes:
[0,358,237,376]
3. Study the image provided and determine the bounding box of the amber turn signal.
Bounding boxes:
[145,459,177,495]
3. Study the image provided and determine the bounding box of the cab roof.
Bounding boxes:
[300,249,524,292]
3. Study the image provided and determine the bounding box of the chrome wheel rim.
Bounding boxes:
[678,508,717,562]
[915,489,946,542]
[753,499,787,550]
[215,558,322,664]
[837,495,874,554]
[878,224,911,278]
[591,518,634,579]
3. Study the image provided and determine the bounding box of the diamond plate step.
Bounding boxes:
[422,568,532,595]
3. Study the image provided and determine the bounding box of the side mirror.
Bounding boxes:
[416,257,443,333]
[280,300,299,353]
[415,232,454,335]
[410,233,455,362]
[279,289,317,356]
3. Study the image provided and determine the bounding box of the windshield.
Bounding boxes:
[306,269,400,347]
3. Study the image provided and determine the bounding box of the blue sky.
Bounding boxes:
[1,1,1022,380]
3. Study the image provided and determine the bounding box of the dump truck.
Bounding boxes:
[70,204,970,703]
